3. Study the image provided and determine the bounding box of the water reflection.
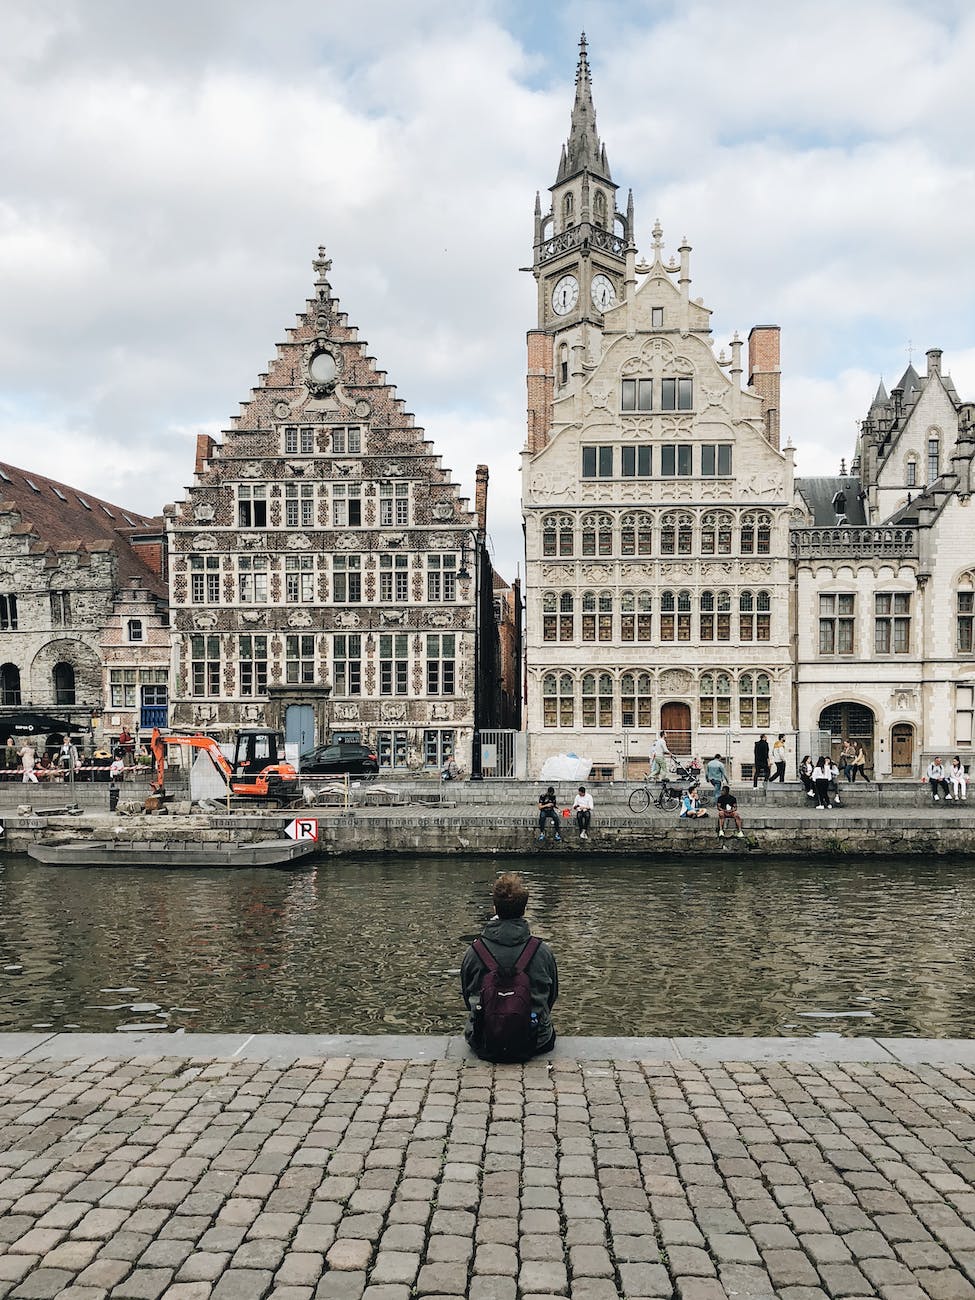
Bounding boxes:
[1,854,973,1037]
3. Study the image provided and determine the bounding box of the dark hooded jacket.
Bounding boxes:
[461,916,558,1053]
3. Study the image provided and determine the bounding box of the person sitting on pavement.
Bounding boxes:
[949,756,968,802]
[705,753,727,799]
[461,872,558,1062]
[572,785,593,839]
[537,786,561,841]
[926,758,951,801]
[679,784,708,819]
[716,785,745,839]
[441,752,460,782]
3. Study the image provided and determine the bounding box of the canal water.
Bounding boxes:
[1,854,973,1039]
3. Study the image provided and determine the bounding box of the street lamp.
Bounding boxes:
[457,533,482,780]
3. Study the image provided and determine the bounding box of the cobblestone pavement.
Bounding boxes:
[2,1051,975,1300]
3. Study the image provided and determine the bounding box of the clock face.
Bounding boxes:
[309,351,337,386]
[551,274,579,316]
[591,273,617,311]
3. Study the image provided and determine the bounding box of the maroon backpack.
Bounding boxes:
[471,936,542,1063]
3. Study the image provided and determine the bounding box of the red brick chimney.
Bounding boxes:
[747,326,781,449]
[195,433,216,476]
[526,331,554,453]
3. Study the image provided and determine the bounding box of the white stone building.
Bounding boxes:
[522,38,794,778]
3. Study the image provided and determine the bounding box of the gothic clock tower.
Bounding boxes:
[533,33,632,334]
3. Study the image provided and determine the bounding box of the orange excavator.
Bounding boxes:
[149,727,299,803]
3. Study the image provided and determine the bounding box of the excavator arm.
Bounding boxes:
[149,729,233,794]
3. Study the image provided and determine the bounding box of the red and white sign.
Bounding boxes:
[285,817,319,842]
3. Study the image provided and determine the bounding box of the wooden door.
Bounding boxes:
[891,723,914,777]
[660,702,691,757]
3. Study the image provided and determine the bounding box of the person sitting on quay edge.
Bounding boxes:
[441,752,460,782]
[716,785,745,839]
[537,786,561,841]
[461,872,558,1062]
[926,757,951,801]
[705,753,727,800]
[949,756,968,802]
[572,785,593,840]
[799,755,815,798]
[679,784,708,819]
[812,756,832,809]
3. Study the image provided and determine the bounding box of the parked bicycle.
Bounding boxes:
[628,761,695,813]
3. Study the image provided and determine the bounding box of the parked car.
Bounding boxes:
[298,742,379,777]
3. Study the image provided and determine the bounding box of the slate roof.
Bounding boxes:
[0,461,166,599]
[794,476,868,526]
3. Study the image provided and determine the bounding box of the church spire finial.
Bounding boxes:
[556,32,613,186]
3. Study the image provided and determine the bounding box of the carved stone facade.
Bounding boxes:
[0,463,167,746]
[166,249,502,772]
[522,40,794,776]
[792,350,975,777]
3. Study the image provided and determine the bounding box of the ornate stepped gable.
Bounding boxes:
[167,247,487,759]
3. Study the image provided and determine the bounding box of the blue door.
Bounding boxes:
[285,705,315,755]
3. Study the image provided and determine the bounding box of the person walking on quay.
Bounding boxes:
[752,734,770,787]
[926,757,951,801]
[799,755,814,798]
[461,872,558,1062]
[20,742,39,784]
[537,786,561,841]
[840,738,856,782]
[705,753,727,800]
[949,756,968,801]
[770,734,787,783]
[649,732,671,781]
[812,756,832,809]
[851,743,870,782]
[716,785,745,839]
[572,785,593,839]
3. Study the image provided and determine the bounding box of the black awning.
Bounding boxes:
[0,711,92,736]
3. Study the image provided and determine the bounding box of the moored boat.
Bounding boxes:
[27,838,318,869]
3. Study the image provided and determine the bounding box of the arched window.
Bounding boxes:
[660,511,693,556]
[0,663,21,705]
[53,662,76,705]
[559,591,574,640]
[582,672,613,727]
[543,673,575,728]
[700,671,732,727]
[620,591,635,642]
[542,592,573,642]
[581,513,613,557]
[927,435,940,483]
[740,511,772,555]
[542,513,574,558]
[701,511,733,556]
[906,456,917,488]
[581,591,596,641]
[677,590,692,640]
[958,571,975,653]
[637,591,652,641]
[563,191,574,227]
[620,512,652,557]
[660,590,675,641]
[700,591,714,641]
[593,190,607,229]
[739,671,771,728]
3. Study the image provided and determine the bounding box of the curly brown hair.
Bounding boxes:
[492,872,529,919]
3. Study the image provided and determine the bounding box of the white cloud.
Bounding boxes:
[1,0,974,581]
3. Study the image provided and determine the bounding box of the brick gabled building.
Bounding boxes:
[0,461,167,746]
[166,248,504,773]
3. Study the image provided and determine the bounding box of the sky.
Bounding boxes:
[2,0,974,580]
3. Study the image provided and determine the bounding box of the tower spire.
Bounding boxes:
[556,32,612,185]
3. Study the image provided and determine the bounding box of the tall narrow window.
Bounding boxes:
[542,513,573,557]
[819,593,855,654]
[559,344,569,387]
[620,512,652,556]
[957,685,974,746]
[620,446,652,477]
[427,555,457,602]
[740,512,772,555]
[581,513,613,557]
[379,634,409,695]
[285,483,315,527]
[286,555,316,603]
[190,635,221,697]
[661,445,692,476]
[285,635,315,685]
[332,484,362,527]
[906,457,917,487]
[543,673,574,728]
[190,556,220,604]
[238,556,268,602]
[621,379,653,412]
[238,636,268,697]
[927,436,940,483]
[651,307,664,328]
[237,485,267,527]
[875,592,911,654]
[53,662,75,705]
[426,634,455,695]
[50,590,71,626]
[699,672,731,728]
[379,554,409,603]
[0,663,21,705]
[0,595,17,630]
[958,582,975,653]
[333,635,362,696]
[738,672,771,728]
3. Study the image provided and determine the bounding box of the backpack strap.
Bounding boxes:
[472,938,499,972]
[514,936,542,973]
